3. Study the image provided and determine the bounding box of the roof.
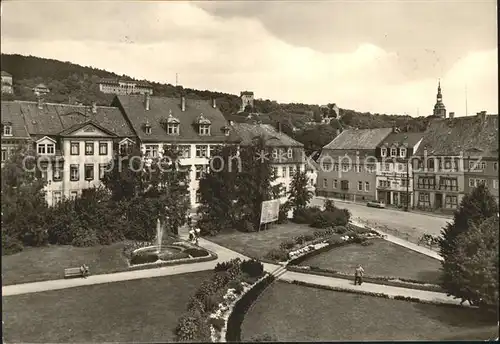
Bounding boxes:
[415,115,499,157]
[240,91,254,96]
[1,100,135,138]
[99,78,152,88]
[323,128,393,150]
[230,122,303,147]
[225,113,273,125]
[58,120,118,137]
[1,102,30,139]
[379,132,424,148]
[34,83,49,89]
[114,94,241,143]
[305,156,319,171]
[1,71,12,77]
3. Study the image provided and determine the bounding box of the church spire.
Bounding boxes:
[433,79,446,118]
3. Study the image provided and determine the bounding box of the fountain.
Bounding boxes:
[156,217,163,254]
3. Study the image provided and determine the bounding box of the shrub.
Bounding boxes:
[1,233,24,255]
[251,334,279,342]
[227,279,244,293]
[310,209,350,229]
[351,233,367,244]
[71,227,99,247]
[293,206,322,224]
[237,219,256,233]
[209,317,225,331]
[327,237,343,245]
[241,259,264,278]
[211,271,231,290]
[130,252,159,265]
[277,208,289,224]
[214,258,241,272]
[293,235,307,245]
[303,233,315,242]
[324,199,336,212]
[265,248,289,262]
[361,240,373,246]
[175,311,210,342]
[184,248,209,257]
[279,239,296,250]
[203,294,221,313]
[334,226,348,234]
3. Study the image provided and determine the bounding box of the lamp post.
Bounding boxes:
[405,157,410,212]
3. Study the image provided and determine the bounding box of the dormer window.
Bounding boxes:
[144,120,152,135]
[400,148,407,158]
[287,148,293,159]
[2,124,12,136]
[390,148,397,157]
[381,148,387,157]
[221,125,230,136]
[165,111,180,135]
[196,114,211,136]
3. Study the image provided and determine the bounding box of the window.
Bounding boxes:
[70,191,79,199]
[282,167,287,178]
[358,181,363,191]
[426,159,435,170]
[195,145,208,158]
[199,124,210,136]
[84,164,94,181]
[195,165,205,180]
[272,149,278,159]
[179,145,191,158]
[340,180,349,190]
[53,191,62,204]
[38,144,46,154]
[209,145,219,157]
[400,148,406,158]
[494,180,498,189]
[196,191,202,203]
[53,167,62,181]
[167,123,179,135]
[47,143,55,154]
[119,141,132,155]
[390,148,397,157]
[469,160,486,171]
[401,179,407,188]
[99,142,108,155]
[1,148,7,162]
[287,148,293,159]
[145,145,158,158]
[419,193,430,202]
[99,164,107,179]
[145,126,152,135]
[85,142,94,155]
[70,165,79,181]
[365,182,370,191]
[445,195,458,209]
[333,179,338,188]
[469,178,475,187]
[323,179,327,188]
[70,142,79,155]
[3,125,12,136]
[494,162,498,171]
[366,164,375,173]
[273,167,278,177]
[342,164,349,172]
[381,148,387,157]
[356,164,362,173]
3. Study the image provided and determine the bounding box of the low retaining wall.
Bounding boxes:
[127,250,218,272]
[224,274,276,342]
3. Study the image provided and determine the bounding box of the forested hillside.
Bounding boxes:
[1,53,430,151]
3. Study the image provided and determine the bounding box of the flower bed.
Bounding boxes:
[174,258,267,342]
[287,265,444,292]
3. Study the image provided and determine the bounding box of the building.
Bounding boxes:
[316,128,393,202]
[229,121,306,203]
[1,102,31,167]
[112,94,240,207]
[304,156,319,195]
[239,91,254,112]
[413,112,498,212]
[1,71,13,94]
[99,78,153,95]
[375,131,424,207]
[32,83,50,96]
[1,99,136,205]
[431,81,446,118]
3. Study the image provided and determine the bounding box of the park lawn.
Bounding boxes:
[206,222,319,259]
[242,282,498,341]
[298,238,442,283]
[2,271,212,343]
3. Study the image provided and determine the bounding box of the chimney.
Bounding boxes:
[477,111,486,122]
[37,97,43,110]
[91,102,97,114]
[277,121,282,133]
[144,93,150,111]
[181,95,186,112]
[449,112,454,119]
[211,97,217,109]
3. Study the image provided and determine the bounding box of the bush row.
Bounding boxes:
[174,258,266,342]
[292,200,351,229]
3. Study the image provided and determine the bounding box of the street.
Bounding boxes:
[309,197,451,241]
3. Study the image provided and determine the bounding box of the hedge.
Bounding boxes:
[225,274,275,342]
[287,239,352,265]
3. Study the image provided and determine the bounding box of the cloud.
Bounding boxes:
[1,1,497,116]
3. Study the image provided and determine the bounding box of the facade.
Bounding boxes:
[99,78,153,95]
[239,91,255,112]
[413,113,498,212]
[1,102,31,167]
[32,83,50,96]
[375,131,423,207]
[229,122,306,203]
[112,94,241,207]
[1,71,13,94]
[304,156,319,195]
[1,99,136,206]
[316,128,393,202]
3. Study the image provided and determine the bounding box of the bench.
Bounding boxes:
[64,267,88,279]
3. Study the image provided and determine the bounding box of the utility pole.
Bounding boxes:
[465,84,468,116]
[405,158,410,212]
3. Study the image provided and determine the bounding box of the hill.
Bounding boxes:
[1,53,430,152]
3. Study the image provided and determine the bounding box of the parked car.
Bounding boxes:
[366,200,386,209]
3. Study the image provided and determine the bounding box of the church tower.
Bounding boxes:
[432,80,446,118]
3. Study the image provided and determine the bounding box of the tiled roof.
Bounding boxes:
[1,102,30,139]
[230,122,303,147]
[415,115,499,157]
[378,132,424,148]
[58,120,118,137]
[34,83,49,89]
[1,71,12,77]
[1,100,135,138]
[114,94,241,143]
[323,128,393,150]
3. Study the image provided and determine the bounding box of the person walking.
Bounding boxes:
[354,265,364,285]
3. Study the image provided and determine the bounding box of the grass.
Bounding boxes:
[207,222,318,259]
[298,238,442,283]
[2,237,181,286]
[2,271,212,343]
[242,282,498,341]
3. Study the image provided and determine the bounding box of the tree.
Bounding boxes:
[442,216,499,311]
[288,167,313,216]
[440,184,498,259]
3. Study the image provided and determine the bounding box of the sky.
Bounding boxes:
[1,0,497,116]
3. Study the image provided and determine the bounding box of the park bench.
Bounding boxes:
[64,267,88,279]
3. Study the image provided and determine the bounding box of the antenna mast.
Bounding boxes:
[175,73,178,87]
[465,84,468,116]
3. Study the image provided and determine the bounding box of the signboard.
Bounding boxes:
[260,199,280,224]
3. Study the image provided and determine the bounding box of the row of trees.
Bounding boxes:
[1,145,191,255]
